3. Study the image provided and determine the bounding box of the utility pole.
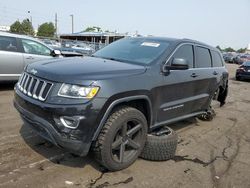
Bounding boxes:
[70,14,74,34]
[55,13,58,37]
[28,11,32,25]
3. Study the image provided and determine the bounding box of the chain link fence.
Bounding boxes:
[36,36,108,56]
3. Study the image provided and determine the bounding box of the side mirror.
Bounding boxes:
[51,49,61,57]
[163,58,189,72]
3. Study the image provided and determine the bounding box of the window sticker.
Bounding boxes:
[141,42,160,47]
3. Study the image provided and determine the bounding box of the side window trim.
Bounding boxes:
[164,42,195,67]
[194,45,212,68]
[209,49,212,68]
[191,45,195,68]
[16,37,25,53]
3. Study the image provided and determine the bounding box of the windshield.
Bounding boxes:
[243,61,250,66]
[93,38,170,65]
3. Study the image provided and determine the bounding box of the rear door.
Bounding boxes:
[191,46,217,111]
[0,35,24,81]
[19,38,53,66]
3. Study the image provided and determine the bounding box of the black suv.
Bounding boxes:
[14,37,228,171]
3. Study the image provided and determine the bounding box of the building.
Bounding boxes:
[0,26,10,32]
[60,31,126,45]
[246,43,250,53]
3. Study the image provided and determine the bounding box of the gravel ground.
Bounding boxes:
[0,63,249,188]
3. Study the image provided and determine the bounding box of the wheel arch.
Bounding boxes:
[216,78,228,106]
[92,95,153,141]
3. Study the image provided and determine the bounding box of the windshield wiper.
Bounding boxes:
[97,56,125,62]
[92,55,138,64]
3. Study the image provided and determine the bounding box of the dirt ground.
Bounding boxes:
[0,64,249,188]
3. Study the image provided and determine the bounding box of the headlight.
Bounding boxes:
[58,84,99,99]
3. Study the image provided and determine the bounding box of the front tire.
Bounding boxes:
[92,106,147,171]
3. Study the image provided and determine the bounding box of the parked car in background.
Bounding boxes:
[61,40,75,48]
[53,47,84,57]
[42,39,61,49]
[0,32,61,81]
[223,53,236,63]
[234,54,250,65]
[71,42,95,55]
[235,61,250,80]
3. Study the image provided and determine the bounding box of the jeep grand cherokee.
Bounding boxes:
[14,37,228,171]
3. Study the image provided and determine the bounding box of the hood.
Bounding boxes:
[26,56,146,84]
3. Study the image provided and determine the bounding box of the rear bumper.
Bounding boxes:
[236,72,250,79]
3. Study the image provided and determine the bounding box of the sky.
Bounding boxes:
[0,0,249,49]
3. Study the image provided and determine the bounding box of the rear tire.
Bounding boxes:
[236,75,241,81]
[198,106,216,121]
[140,126,177,161]
[92,106,147,171]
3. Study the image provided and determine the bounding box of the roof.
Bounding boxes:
[0,31,53,50]
[60,31,126,37]
[0,31,37,40]
[127,36,217,51]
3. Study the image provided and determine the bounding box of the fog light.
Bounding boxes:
[59,116,84,129]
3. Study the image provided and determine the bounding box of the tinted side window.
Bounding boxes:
[195,47,212,68]
[172,44,194,68]
[21,39,51,56]
[0,36,18,52]
[211,51,223,67]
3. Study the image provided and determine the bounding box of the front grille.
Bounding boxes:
[17,72,53,101]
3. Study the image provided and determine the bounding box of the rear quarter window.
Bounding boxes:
[211,51,224,67]
[195,46,212,68]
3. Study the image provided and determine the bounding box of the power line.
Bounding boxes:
[0,5,81,33]
[55,13,58,37]
[70,14,74,33]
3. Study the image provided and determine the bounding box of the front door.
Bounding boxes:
[157,44,197,123]
[20,38,53,66]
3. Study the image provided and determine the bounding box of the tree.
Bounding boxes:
[21,19,34,35]
[237,48,246,53]
[37,22,56,37]
[84,26,102,32]
[10,20,23,34]
[9,19,34,36]
[224,47,235,52]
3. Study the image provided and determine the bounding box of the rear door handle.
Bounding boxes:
[213,71,218,75]
[26,56,34,60]
[191,73,198,78]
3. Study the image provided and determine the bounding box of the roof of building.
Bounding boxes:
[60,31,126,37]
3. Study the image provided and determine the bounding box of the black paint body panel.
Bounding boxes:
[14,37,229,156]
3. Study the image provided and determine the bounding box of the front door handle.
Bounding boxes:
[191,73,198,78]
